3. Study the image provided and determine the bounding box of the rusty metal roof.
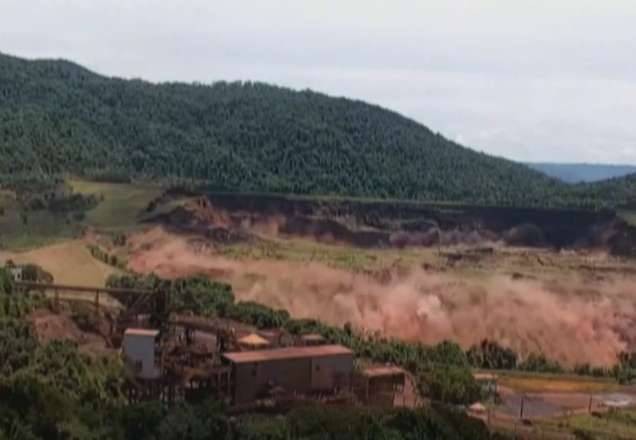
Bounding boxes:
[361,366,405,378]
[222,344,353,364]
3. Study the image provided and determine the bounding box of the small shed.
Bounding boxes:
[9,267,22,282]
[358,365,406,406]
[122,328,161,379]
[223,344,353,404]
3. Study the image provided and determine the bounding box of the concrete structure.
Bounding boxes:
[358,365,406,406]
[223,344,353,404]
[9,267,22,282]
[122,328,161,379]
[473,372,498,399]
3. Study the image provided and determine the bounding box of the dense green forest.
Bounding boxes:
[574,173,636,209]
[3,52,629,208]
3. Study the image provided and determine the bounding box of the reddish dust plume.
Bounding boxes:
[128,227,636,367]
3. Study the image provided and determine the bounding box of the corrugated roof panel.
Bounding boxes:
[223,344,352,364]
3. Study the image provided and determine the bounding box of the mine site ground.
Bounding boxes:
[3,179,636,439]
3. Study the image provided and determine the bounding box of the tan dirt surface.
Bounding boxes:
[0,240,121,286]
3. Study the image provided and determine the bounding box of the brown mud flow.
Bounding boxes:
[127,226,636,368]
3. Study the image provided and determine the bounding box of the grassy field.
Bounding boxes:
[485,371,633,439]
[69,179,163,231]
[0,241,122,286]
[216,236,605,280]
[496,371,619,394]
[0,179,164,250]
[532,409,636,440]
[0,191,80,250]
[218,235,443,273]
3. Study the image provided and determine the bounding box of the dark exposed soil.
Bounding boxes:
[146,191,636,254]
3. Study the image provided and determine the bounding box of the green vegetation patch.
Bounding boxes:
[220,237,386,271]
[69,179,163,231]
[0,193,81,250]
[496,371,619,394]
[537,409,636,440]
[618,209,636,227]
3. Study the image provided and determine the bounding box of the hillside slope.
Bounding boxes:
[575,173,636,208]
[0,52,576,206]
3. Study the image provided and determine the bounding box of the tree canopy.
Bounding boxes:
[2,52,624,208]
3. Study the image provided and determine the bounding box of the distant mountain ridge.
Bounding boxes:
[527,163,636,183]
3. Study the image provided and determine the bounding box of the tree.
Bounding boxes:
[419,366,481,405]
[0,269,13,294]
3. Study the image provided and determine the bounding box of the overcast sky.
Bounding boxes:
[2,0,635,164]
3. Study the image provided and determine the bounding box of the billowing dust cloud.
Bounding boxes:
[128,228,636,367]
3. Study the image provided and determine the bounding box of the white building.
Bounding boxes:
[122,328,161,379]
[9,267,22,282]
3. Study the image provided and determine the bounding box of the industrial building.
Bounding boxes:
[9,267,23,282]
[20,281,400,408]
[222,344,354,404]
[357,365,406,407]
[122,328,161,379]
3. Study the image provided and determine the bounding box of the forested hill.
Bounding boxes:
[574,173,636,209]
[0,52,596,206]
